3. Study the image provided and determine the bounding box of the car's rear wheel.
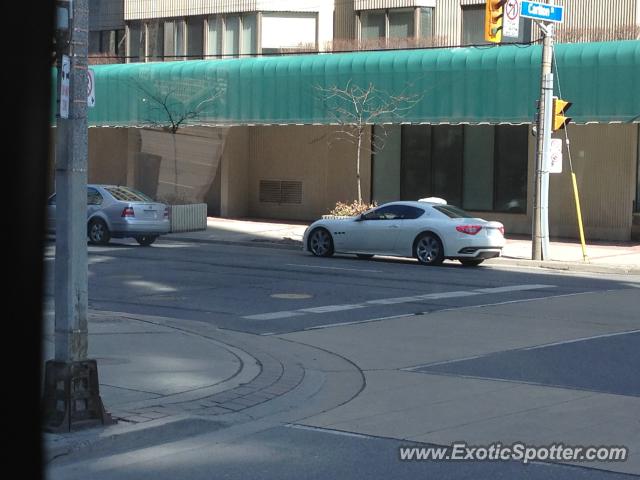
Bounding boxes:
[308,228,334,257]
[459,259,484,267]
[356,254,374,259]
[88,218,110,245]
[136,235,158,246]
[414,233,444,266]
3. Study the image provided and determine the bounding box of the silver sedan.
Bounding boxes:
[47,185,170,246]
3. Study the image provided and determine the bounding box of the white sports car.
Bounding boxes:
[303,198,505,266]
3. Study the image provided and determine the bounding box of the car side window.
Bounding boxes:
[87,188,104,206]
[399,206,425,220]
[362,206,405,221]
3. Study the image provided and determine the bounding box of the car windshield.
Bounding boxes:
[105,186,154,202]
[433,205,475,219]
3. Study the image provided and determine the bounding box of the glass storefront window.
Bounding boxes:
[396,125,528,212]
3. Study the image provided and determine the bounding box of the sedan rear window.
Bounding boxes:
[433,205,475,219]
[105,186,154,202]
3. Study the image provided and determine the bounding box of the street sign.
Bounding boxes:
[503,0,521,38]
[87,68,95,107]
[520,1,564,23]
[549,138,563,173]
[60,55,70,119]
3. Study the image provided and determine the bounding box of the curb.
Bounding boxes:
[168,235,303,251]
[485,257,640,276]
[168,235,639,276]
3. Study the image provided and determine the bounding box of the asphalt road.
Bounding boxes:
[44,238,640,479]
[43,238,639,336]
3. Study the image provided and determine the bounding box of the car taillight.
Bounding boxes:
[121,207,135,217]
[164,207,169,218]
[498,226,505,236]
[456,225,483,235]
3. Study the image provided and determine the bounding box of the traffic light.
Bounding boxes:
[484,0,505,43]
[552,97,572,131]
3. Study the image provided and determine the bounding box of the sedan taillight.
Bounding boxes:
[498,226,505,236]
[121,207,135,218]
[456,225,483,235]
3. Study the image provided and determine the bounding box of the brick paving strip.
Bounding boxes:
[106,312,306,425]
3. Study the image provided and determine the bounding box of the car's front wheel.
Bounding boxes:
[136,235,158,246]
[88,218,111,245]
[308,228,334,257]
[414,233,444,266]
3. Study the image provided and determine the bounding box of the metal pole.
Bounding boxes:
[55,0,89,363]
[532,13,555,260]
[44,0,111,431]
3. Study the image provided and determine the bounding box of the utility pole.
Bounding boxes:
[532,1,555,260]
[43,0,111,432]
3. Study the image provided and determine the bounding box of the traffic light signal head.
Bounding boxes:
[552,97,572,131]
[484,0,506,43]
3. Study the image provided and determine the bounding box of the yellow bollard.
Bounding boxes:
[571,172,589,262]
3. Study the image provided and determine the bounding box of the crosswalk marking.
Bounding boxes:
[243,284,555,321]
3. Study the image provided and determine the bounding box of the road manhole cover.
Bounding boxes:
[270,293,313,299]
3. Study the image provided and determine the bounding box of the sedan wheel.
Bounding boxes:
[136,235,158,246]
[415,233,444,266]
[308,228,334,257]
[88,219,110,245]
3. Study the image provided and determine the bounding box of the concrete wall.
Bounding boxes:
[88,128,129,186]
[245,125,372,221]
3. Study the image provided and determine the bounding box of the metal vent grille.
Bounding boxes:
[259,180,303,204]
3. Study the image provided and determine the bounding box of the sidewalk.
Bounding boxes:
[169,217,640,275]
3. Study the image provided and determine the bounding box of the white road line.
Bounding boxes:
[474,284,554,294]
[418,291,481,299]
[243,284,555,321]
[367,296,427,305]
[299,304,367,314]
[244,311,303,320]
[286,264,383,273]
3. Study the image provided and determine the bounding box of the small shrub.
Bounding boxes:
[329,200,377,217]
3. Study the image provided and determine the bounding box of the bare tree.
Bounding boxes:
[135,81,224,197]
[314,80,421,202]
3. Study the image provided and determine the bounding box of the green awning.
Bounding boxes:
[56,40,640,127]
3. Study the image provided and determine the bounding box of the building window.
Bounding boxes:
[163,19,186,60]
[361,10,386,40]
[186,17,204,59]
[359,7,433,48]
[207,16,222,57]
[398,125,528,213]
[206,14,257,58]
[462,5,487,45]
[261,12,317,54]
[147,20,164,61]
[127,21,145,62]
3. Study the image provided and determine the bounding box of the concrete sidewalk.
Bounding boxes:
[169,217,640,275]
